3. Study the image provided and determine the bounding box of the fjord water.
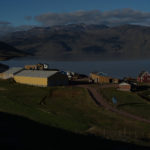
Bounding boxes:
[1,58,150,78]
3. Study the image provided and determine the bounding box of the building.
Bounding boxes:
[24,64,49,70]
[137,71,150,83]
[118,82,131,91]
[0,67,23,79]
[112,78,119,84]
[14,70,69,87]
[90,72,111,84]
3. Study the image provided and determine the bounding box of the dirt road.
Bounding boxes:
[78,84,150,124]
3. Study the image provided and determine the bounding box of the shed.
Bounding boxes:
[0,67,23,79]
[90,72,111,84]
[118,82,131,91]
[112,78,119,84]
[14,70,69,87]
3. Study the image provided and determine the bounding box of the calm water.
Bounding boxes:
[1,57,150,78]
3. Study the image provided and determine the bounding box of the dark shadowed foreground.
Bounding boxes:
[0,112,149,150]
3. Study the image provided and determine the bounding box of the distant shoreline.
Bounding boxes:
[1,58,150,78]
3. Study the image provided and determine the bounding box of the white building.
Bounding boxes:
[0,67,23,79]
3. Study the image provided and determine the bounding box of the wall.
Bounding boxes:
[90,73,110,84]
[48,72,69,86]
[118,85,131,91]
[14,76,48,87]
[0,73,13,79]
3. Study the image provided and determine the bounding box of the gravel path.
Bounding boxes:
[78,84,150,124]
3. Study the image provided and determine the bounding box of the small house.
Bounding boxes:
[137,71,150,83]
[118,82,131,91]
[90,72,111,84]
[112,78,119,84]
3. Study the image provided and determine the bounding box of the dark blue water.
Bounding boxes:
[1,58,150,78]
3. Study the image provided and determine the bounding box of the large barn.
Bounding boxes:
[14,70,69,87]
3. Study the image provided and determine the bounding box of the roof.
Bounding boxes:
[97,72,108,77]
[119,82,130,86]
[3,67,23,74]
[14,70,58,78]
[138,71,149,77]
[91,72,108,77]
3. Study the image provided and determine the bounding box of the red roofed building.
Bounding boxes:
[137,71,150,83]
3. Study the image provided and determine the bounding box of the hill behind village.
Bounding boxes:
[0,41,27,60]
[1,24,150,60]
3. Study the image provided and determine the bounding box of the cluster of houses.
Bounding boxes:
[89,72,131,91]
[0,64,69,87]
[0,63,149,91]
[89,71,150,91]
[0,63,87,87]
[89,72,119,84]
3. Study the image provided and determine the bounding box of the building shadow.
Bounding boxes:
[0,111,149,150]
[69,80,90,85]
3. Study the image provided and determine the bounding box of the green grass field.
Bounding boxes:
[0,79,150,146]
[138,90,150,101]
[100,87,150,120]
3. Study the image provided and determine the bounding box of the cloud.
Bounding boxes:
[1,8,150,37]
[34,8,150,26]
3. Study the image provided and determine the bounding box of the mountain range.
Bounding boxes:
[1,24,150,60]
[0,41,27,60]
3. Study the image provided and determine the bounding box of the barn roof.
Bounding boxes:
[14,70,58,78]
[3,67,23,74]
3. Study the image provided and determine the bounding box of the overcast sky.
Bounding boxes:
[0,0,150,35]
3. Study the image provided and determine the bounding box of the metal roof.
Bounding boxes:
[119,82,130,86]
[97,72,108,77]
[14,70,58,78]
[3,67,23,74]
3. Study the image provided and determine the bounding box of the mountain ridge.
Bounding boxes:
[0,41,28,60]
[1,24,150,60]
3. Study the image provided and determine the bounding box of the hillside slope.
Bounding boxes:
[0,41,27,60]
[0,63,9,72]
[2,24,150,60]
[0,79,150,148]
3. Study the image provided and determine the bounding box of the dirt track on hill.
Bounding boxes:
[78,85,150,124]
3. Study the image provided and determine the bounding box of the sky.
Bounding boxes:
[0,0,150,35]
[0,0,150,26]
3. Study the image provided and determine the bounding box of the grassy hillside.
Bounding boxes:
[100,87,150,120]
[138,89,150,101]
[0,79,150,147]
